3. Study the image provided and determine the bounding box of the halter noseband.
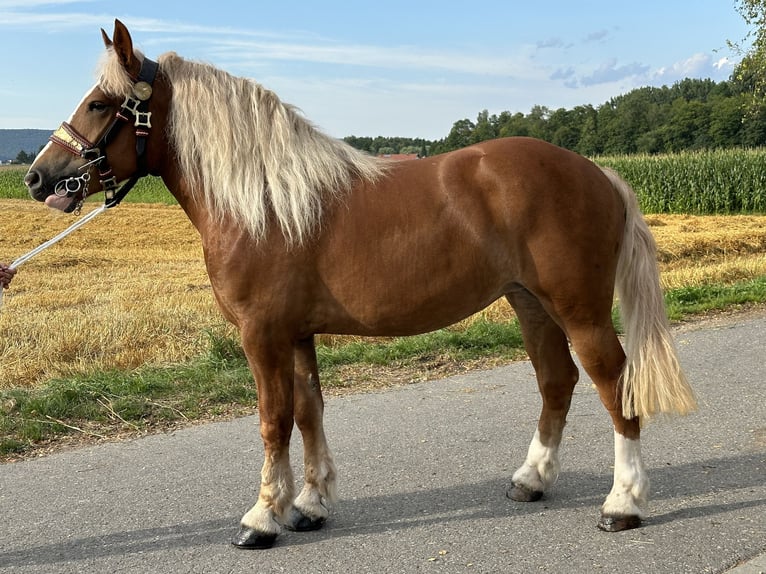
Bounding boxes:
[49,56,159,215]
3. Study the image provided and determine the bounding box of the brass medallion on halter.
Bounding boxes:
[133,81,153,101]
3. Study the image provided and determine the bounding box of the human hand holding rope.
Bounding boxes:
[0,262,16,289]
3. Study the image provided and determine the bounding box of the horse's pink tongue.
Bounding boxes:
[45,194,74,211]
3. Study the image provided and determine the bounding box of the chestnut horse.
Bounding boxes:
[25,20,695,549]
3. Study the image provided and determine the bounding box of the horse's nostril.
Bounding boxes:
[24,170,41,191]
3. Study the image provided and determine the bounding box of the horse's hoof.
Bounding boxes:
[231,526,278,549]
[597,514,642,532]
[284,507,326,532]
[506,482,544,502]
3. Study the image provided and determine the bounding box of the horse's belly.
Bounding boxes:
[318,239,514,336]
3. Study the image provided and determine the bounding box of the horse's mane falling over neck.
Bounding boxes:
[98,49,385,244]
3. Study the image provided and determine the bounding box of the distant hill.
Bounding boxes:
[0,129,51,162]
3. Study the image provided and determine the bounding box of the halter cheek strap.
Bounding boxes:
[48,56,159,214]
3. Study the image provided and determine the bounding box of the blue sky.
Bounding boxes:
[0,0,751,140]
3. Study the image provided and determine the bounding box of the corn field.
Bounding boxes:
[2,147,766,213]
[0,168,29,200]
[596,148,766,213]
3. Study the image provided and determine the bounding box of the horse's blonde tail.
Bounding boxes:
[601,167,697,420]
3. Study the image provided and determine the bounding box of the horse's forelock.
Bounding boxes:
[96,46,144,97]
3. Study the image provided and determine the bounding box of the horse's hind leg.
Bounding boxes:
[564,317,648,531]
[285,336,337,532]
[505,288,579,502]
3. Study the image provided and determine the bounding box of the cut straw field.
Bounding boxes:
[1,199,765,390]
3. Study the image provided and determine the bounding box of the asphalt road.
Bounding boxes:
[1,313,764,574]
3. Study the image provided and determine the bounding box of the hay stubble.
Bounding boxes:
[1,200,764,388]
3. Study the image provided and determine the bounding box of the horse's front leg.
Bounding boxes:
[232,333,296,550]
[284,336,337,532]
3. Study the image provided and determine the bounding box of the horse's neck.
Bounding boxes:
[160,168,209,234]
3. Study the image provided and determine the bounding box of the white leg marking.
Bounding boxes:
[512,430,560,492]
[241,501,281,535]
[295,445,337,520]
[601,430,649,517]
[241,450,295,533]
[294,486,329,521]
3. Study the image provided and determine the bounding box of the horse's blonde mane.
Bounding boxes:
[98,48,385,244]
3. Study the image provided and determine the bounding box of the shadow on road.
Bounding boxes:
[2,450,763,567]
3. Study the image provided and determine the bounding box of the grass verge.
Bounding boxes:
[664,276,766,319]
[2,278,765,460]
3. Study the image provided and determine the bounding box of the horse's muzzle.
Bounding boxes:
[24,168,44,198]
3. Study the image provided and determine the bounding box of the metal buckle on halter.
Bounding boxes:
[101,176,119,197]
[134,111,152,129]
[121,95,153,128]
[121,95,142,116]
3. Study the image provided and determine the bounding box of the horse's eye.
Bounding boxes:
[88,101,109,112]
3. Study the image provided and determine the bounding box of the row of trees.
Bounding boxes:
[11,150,36,164]
[342,136,432,157]
[433,77,765,156]
[344,76,766,158]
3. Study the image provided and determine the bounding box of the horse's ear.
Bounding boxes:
[110,19,140,77]
[101,28,113,49]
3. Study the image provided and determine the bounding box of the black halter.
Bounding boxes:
[49,56,159,214]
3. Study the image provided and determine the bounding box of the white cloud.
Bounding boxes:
[652,52,735,84]
[654,53,708,79]
[194,36,539,79]
[0,5,541,80]
[556,59,650,89]
[536,37,565,49]
[714,56,731,70]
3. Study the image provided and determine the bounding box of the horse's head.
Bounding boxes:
[25,20,164,213]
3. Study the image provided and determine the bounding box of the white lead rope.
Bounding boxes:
[0,204,108,310]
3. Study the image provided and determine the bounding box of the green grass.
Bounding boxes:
[1,331,255,457]
[317,319,524,370]
[0,168,30,199]
[2,278,765,459]
[0,167,175,205]
[664,276,766,319]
